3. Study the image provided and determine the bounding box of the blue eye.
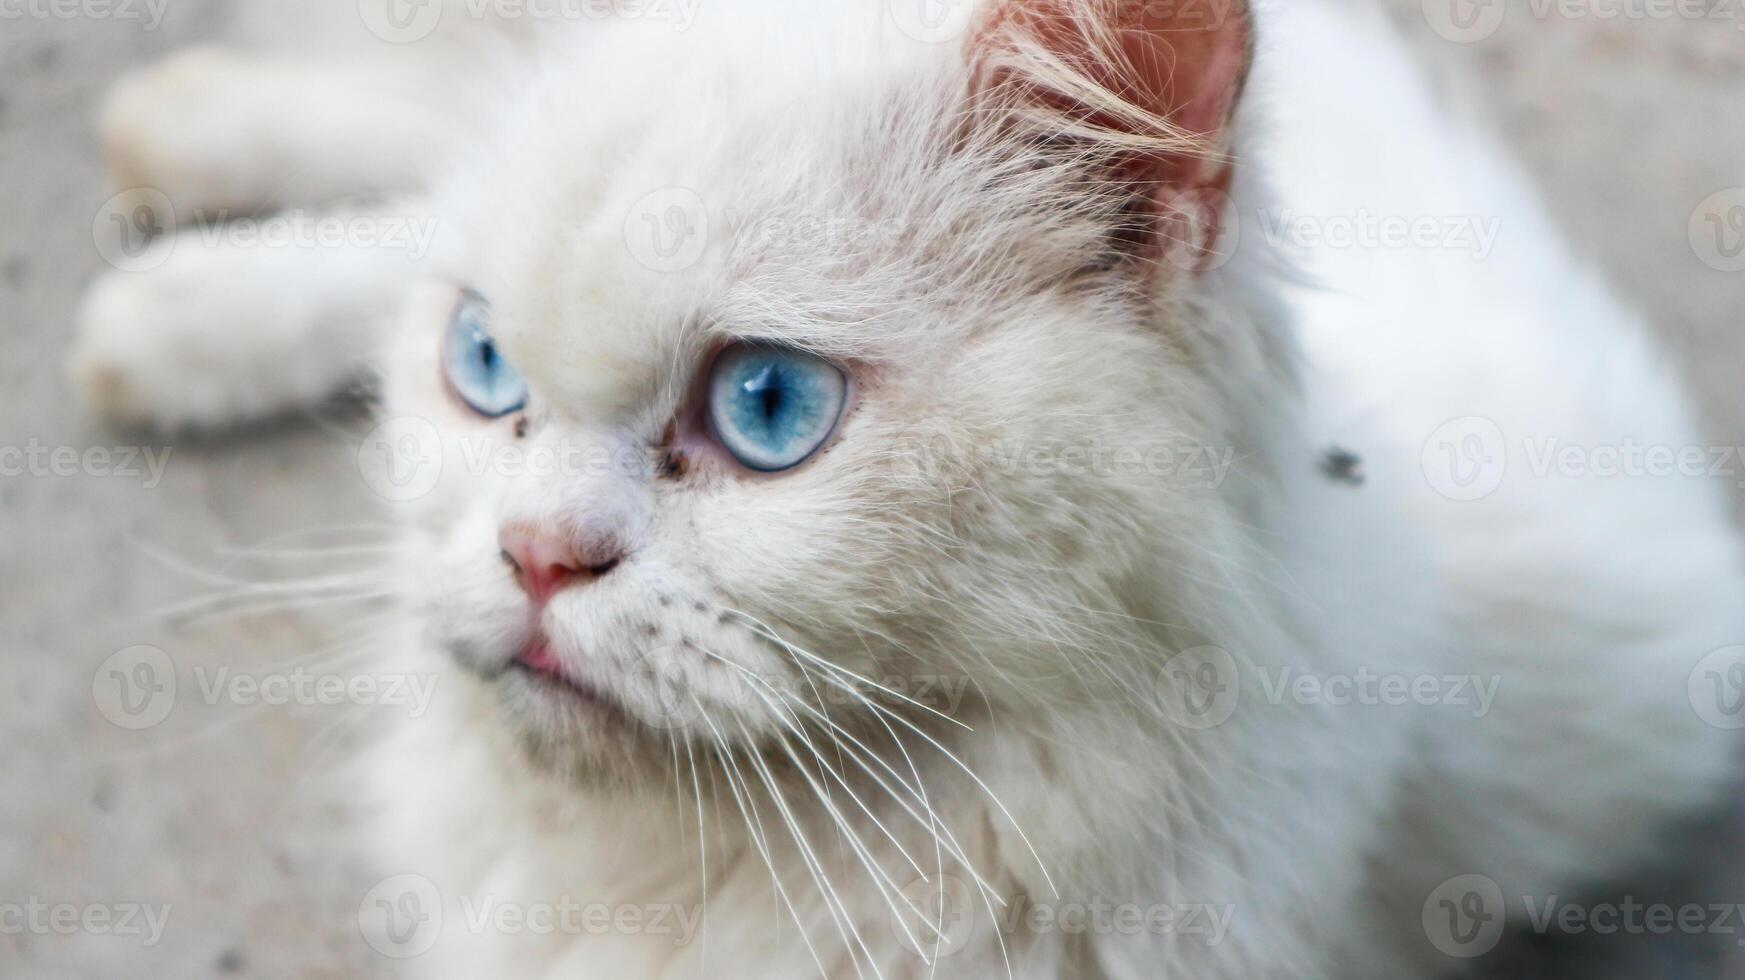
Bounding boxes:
[707,344,847,472]
[443,291,528,419]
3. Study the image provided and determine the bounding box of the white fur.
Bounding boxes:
[76,1,1745,977]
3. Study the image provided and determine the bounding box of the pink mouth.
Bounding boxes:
[517,640,570,680]
[513,638,632,725]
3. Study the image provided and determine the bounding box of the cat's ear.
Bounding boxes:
[968,0,1253,270]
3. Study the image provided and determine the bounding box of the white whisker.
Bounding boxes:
[730,714,882,980]
[693,699,830,980]
[720,607,970,732]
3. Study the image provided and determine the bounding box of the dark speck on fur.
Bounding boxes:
[1322,446,1366,487]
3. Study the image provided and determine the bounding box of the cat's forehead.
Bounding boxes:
[480,16,973,420]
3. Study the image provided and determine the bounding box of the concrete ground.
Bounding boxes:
[0,1,1741,977]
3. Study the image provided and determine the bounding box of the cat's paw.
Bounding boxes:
[71,231,398,432]
[71,258,352,431]
[98,44,441,221]
[100,47,275,221]
[72,260,248,431]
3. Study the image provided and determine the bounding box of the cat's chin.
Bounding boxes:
[491,663,681,789]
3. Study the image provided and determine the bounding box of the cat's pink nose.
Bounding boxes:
[498,524,623,604]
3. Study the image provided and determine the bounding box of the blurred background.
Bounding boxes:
[1,1,1742,976]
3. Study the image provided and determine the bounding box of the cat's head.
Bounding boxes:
[387,0,1262,786]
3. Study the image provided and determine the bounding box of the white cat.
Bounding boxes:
[73,0,1745,977]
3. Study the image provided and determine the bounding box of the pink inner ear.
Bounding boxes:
[1158,14,1254,148]
[974,0,1253,183]
[970,0,1253,267]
